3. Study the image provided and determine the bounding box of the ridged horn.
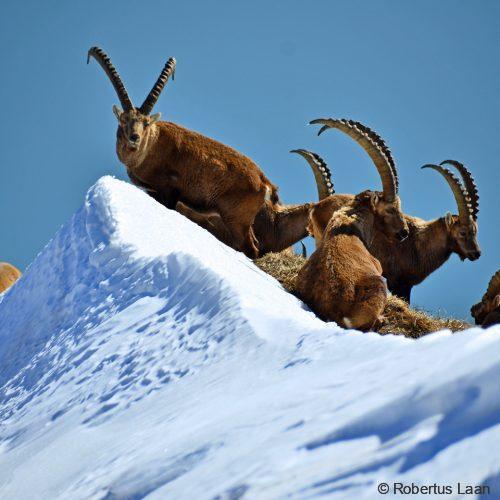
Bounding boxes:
[484,270,500,301]
[421,164,471,224]
[87,47,134,111]
[290,149,334,200]
[140,57,176,115]
[310,118,398,202]
[440,160,479,221]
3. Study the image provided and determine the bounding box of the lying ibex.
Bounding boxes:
[296,191,388,331]
[176,149,335,256]
[88,47,278,258]
[471,271,500,327]
[0,262,21,294]
[307,118,409,244]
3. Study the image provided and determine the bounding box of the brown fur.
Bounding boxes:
[0,262,21,294]
[175,199,313,257]
[309,197,480,302]
[296,191,387,331]
[369,214,480,302]
[309,193,408,246]
[115,110,278,258]
[471,271,500,327]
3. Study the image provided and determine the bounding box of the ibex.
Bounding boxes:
[296,191,388,331]
[471,271,500,327]
[370,161,481,302]
[175,149,335,256]
[88,47,279,258]
[0,262,21,294]
[307,118,409,244]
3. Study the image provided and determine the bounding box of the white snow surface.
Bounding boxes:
[1,176,499,500]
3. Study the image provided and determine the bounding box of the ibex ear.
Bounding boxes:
[113,105,123,120]
[150,112,161,123]
[444,212,453,228]
[493,295,500,309]
[370,192,380,210]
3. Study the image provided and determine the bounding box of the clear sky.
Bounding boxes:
[1,0,498,319]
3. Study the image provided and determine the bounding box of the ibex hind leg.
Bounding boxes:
[176,202,233,246]
[218,189,265,259]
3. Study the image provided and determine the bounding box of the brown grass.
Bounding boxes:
[254,251,470,338]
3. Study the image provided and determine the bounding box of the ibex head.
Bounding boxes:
[310,118,409,242]
[88,47,176,151]
[422,160,481,261]
[471,271,500,325]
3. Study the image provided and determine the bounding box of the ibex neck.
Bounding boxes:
[414,217,453,275]
[116,124,160,169]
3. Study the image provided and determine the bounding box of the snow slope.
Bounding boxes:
[1,177,499,500]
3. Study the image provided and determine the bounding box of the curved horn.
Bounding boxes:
[87,46,134,111]
[140,57,176,115]
[440,160,479,221]
[300,241,307,259]
[484,270,500,301]
[290,149,334,200]
[310,118,398,202]
[421,164,471,224]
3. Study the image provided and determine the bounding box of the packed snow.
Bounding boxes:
[0,176,499,499]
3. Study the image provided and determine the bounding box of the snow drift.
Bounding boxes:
[0,176,499,499]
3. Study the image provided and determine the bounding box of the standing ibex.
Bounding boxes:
[296,191,388,331]
[307,118,409,244]
[88,47,278,258]
[471,271,500,327]
[175,149,335,256]
[0,262,21,294]
[369,161,481,302]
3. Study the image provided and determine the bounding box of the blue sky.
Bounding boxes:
[1,0,498,319]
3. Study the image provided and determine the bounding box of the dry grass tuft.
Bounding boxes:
[378,295,469,338]
[254,251,470,338]
[255,251,305,295]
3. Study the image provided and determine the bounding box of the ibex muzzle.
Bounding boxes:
[113,107,161,150]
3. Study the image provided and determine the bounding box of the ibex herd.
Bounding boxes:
[3,47,496,333]
[84,46,497,331]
